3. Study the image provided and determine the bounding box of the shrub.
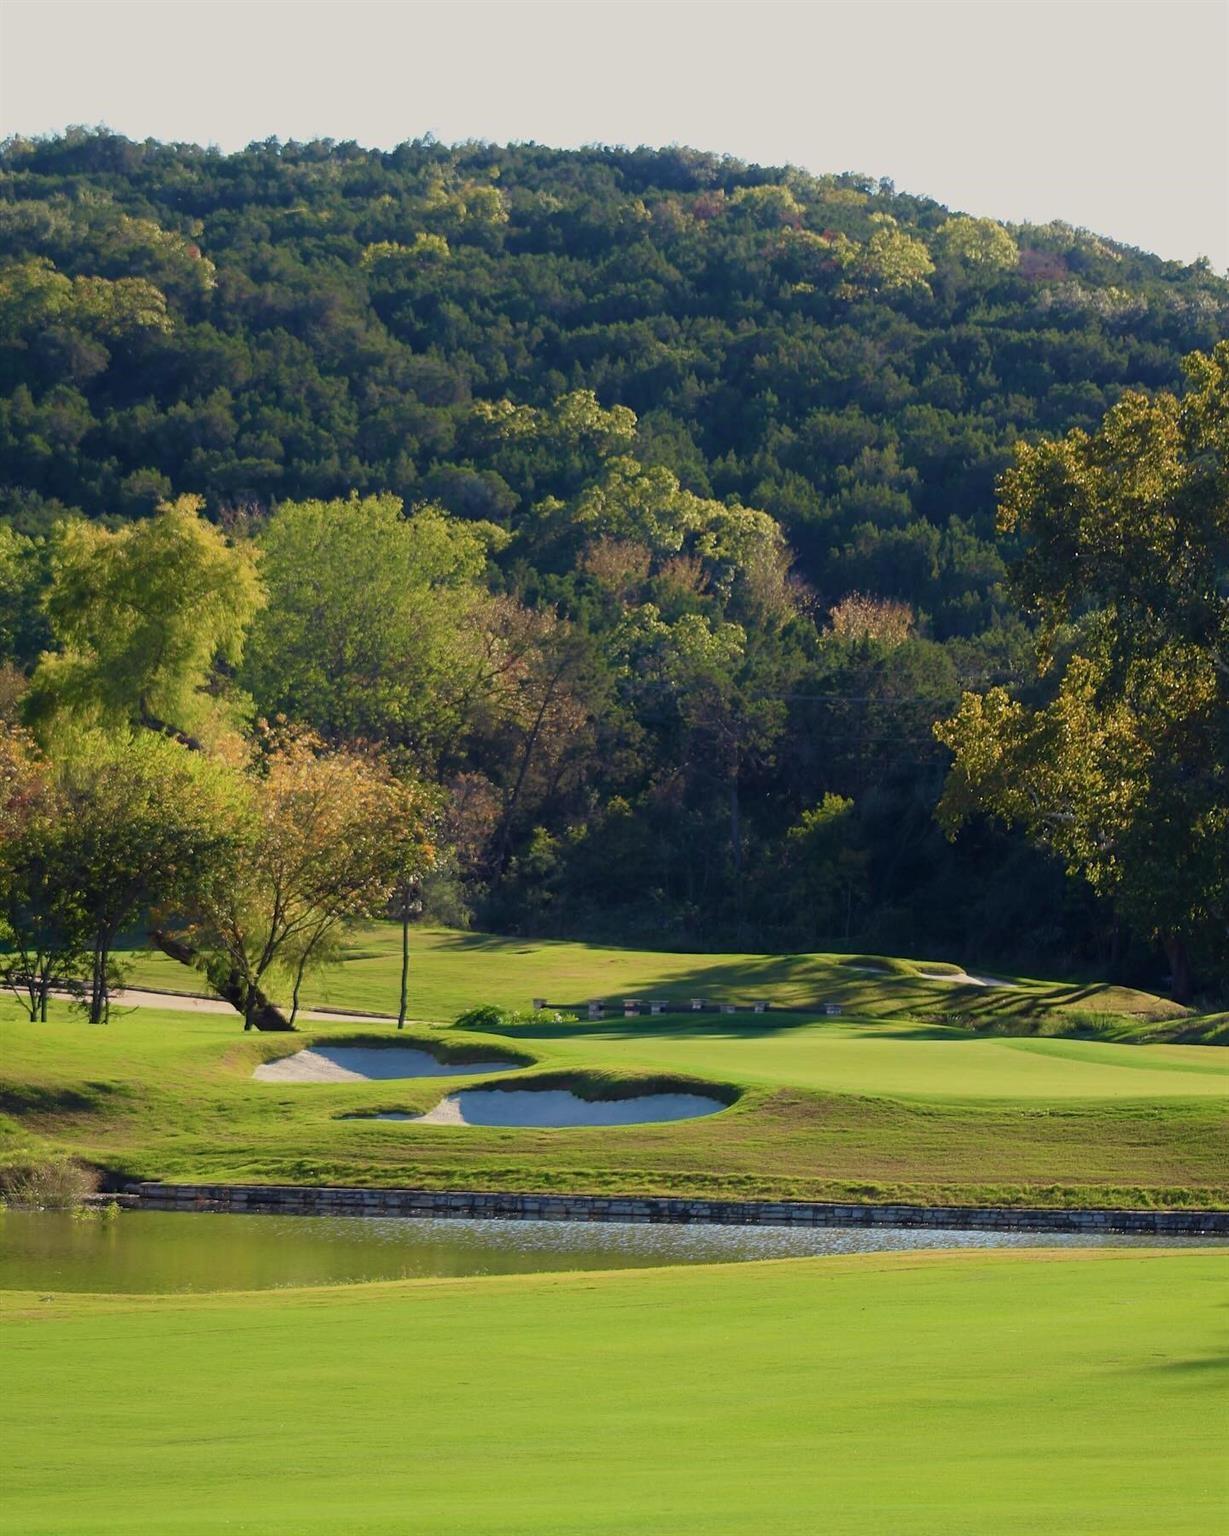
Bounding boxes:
[454,1004,578,1032]
[0,1156,99,1208]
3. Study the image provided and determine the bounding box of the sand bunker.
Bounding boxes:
[252,1047,518,1084]
[915,968,1019,989]
[846,962,1018,989]
[408,1087,727,1128]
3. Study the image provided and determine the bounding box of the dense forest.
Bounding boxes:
[1,129,1226,989]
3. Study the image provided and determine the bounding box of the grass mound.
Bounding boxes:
[115,923,1187,1025]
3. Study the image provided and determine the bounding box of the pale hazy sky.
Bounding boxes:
[2,0,1227,269]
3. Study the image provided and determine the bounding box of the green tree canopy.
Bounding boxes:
[25,496,263,750]
[937,345,1229,1000]
[39,728,243,1022]
[241,494,501,766]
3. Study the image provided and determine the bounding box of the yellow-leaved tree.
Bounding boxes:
[25,495,264,753]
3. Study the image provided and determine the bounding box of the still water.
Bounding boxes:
[1,1208,1223,1293]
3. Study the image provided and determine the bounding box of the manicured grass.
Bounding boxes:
[2,1249,1226,1534]
[118,922,1187,1027]
[2,999,1226,1206]
[490,1013,1229,1099]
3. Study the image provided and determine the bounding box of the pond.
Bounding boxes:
[2,1208,1223,1293]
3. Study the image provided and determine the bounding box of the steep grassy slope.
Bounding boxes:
[119,923,1186,1028]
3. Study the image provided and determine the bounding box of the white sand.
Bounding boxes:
[914,969,1019,989]
[846,965,1018,990]
[252,1047,516,1083]
[409,1088,727,1127]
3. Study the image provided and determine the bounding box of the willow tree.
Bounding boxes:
[936,345,1229,1001]
[24,496,263,751]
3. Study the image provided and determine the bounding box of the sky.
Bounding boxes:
[2,0,1227,270]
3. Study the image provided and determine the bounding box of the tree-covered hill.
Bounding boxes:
[2,130,1225,613]
[1,130,1225,985]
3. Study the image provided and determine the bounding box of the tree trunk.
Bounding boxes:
[398,906,410,1030]
[1163,934,1194,1005]
[729,770,747,947]
[88,943,105,1025]
[289,955,308,1028]
[149,930,295,1030]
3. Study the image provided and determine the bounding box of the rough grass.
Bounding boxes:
[2,1249,1226,1534]
[1,998,1226,1208]
[0,1156,98,1209]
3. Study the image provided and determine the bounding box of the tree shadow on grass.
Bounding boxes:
[392,931,1172,1036]
[422,931,571,956]
[459,1013,968,1044]
[0,1082,122,1117]
[1140,1354,1229,1380]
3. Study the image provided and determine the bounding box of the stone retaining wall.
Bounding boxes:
[128,1182,1229,1235]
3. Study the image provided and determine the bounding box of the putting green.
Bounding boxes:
[2,1249,1225,1534]
[529,1017,1229,1100]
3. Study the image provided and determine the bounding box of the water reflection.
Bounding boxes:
[1,1208,1222,1294]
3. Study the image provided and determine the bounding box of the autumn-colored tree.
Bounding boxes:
[828,594,915,647]
[163,730,435,1030]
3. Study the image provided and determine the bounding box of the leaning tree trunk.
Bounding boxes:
[149,930,295,1030]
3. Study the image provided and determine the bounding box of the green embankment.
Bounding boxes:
[2,987,1226,1205]
[2,1249,1226,1535]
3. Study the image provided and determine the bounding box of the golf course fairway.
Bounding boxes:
[2,1248,1225,1534]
